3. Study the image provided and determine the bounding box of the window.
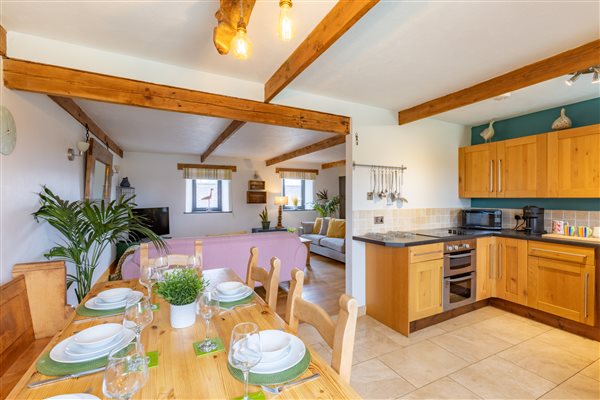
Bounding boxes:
[282,179,314,210]
[186,179,231,213]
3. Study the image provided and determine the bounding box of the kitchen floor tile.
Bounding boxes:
[470,314,551,344]
[540,373,600,399]
[497,337,591,384]
[350,358,415,399]
[387,325,447,347]
[580,360,599,381]
[450,355,555,399]
[309,342,332,366]
[430,325,512,363]
[297,323,326,346]
[435,307,502,332]
[352,326,403,364]
[400,377,481,400]
[378,340,468,388]
[535,329,600,362]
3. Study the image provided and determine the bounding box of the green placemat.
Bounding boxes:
[36,352,108,376]
[227,349,311,385]
[220,293,255,310]
[193,338,225,357]
[76,305,125,317]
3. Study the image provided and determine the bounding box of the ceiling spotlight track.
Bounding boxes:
[565,65,600,86]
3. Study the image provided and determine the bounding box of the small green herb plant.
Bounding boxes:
[156,268,207,306]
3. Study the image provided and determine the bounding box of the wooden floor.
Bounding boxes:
[255,254,346,318]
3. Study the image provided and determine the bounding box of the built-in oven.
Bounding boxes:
[442,239,477,311]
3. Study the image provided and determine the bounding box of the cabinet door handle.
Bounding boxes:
[490,160,494,192]
[530,248,587,259]
[488,243,493,279]
[498,159,502,192]
[413,250,442,257]
[439,266,443,306]
[584,272,589,319]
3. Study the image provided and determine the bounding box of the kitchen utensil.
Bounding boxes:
[394,170,400,199]
[578,226,592,237]
[398,168,408,203]
[27,367,106,389]
[260,373,321,395]
[367,167,374,200]
[378,168,385,199]
[552,220,566,234]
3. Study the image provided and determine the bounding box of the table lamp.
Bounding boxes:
[274,196,288,229]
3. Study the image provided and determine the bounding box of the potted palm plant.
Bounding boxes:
[259,206,270,230]
[312,189,341,217]
[33,186,166,303]
[156,268,207,328]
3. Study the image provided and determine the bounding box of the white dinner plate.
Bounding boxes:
[84,291,143,310]
[250,333,305,374]
[50,329,135,363]
[216,286,253,302]
[72,324,123,348]
[65,332,124,357]
[96,287,132,303]
[44,394,100,399]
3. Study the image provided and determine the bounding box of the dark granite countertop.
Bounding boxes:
[353,229,600,249]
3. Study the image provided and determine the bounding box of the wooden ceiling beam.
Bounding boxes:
[398,39,600,125]
[0,25,6,57]
[3,59,350,135]
[275,167,319,175]
[264,0,379,102]
[266,135,346,166]
[321,159,345,170]
[49,95,124,157]
[201,120,245,162]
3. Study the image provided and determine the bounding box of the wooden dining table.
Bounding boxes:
[7,268,361,399]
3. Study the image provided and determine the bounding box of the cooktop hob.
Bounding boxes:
[411,228,495,238]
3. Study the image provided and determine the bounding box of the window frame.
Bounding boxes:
[191,179,223,212]
[282,178,312,211]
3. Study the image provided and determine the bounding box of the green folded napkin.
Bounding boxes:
[193,338,225,357]
[232,391,265,400]
[220,292,255,310]
[76,304,124,317]
[147,350,159,368]
[227,350,311,385]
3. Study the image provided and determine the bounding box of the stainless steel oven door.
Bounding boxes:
[443,250,476,276]
[443,272,476,311]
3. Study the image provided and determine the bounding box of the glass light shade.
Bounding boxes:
[565,72,580,86]
[77,141,90,153]
[231,27,252,60]
[274,196,288,206]
[592,69,600,84]
[278,1,293,41]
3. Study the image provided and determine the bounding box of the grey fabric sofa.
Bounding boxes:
[299,220,345,263]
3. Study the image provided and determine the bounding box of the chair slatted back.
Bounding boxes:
[246,247,280,311]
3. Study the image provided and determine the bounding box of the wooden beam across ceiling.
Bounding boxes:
[264,0,379,102]
[49,95,124,157]
[275,167,319,175]
[0,25,6,57]
[3,59,350,135]
[265,135,346,166]
[398,39,600,125]
[201,120,245,162]
[321,159,346,169]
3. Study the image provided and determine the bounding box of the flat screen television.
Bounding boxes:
[132,207,170,238]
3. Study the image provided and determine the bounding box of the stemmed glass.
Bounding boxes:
[196,290,220,352]
[102,342,149,400]
[123,295,153,343]
[229,322,262,400]
[187,255,202,276]
[139,263,158,299]
[154,256,169,282]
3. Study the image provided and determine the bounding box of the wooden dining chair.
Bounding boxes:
[285,268,358,383]
[140,240,203,270]
[246,247,281,311]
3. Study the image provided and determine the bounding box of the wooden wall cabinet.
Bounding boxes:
[459,124,599,198]
[546,125,600,198]
[495,238,528,305]
[527,241,596,326]
[475,236,496,301]
[408,258,443,321]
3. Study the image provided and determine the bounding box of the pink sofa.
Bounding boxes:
[121,232,307,283]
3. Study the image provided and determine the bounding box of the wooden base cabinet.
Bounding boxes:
[496,238,528,305]
[527,242,596,326]
[409,258,443,321]
[475,237,496,300]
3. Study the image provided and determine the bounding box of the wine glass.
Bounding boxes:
[229,322,262,400]
[196,290,220,352]
[139,264,158,299]
[187,255,202,276]
[154,255,169,282]
[123,295,153,343]
[102,342,149,400]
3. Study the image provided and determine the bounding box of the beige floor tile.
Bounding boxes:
[435,307,502,332]
[540,373,600,399]
[378,340,468,388]
[401,377,481,400]
[387,325,447,347]
[350,358,416,399]
[535,329,600,362]
[498,338,591,384]
[580,360,599,381]
[353,326,403,364]
[297,323,326,346]
[430,325,512,363]
[471,314,551,344]
[450,356,555,399]
[309,342,332,366]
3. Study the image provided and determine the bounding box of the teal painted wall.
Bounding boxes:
[470,97,600,211]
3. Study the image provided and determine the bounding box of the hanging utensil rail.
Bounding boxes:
[352,162,407,171]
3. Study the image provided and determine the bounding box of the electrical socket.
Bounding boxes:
[374,216,384,224]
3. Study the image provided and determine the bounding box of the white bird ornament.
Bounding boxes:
[201,188,214,210]
[480,121,495,143]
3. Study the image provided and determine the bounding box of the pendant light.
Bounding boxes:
[278,0,294,41]
[231,1,252,60]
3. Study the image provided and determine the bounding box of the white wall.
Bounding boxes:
[0,59,121,304]
[120,153,345,237]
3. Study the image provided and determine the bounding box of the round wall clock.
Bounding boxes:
[1,106,17,155]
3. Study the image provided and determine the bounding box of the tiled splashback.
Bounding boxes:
[353,208,600,235]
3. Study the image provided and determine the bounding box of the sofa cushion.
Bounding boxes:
[301,234,325,245]
[319,217,331,235]
[320,237,345,253]
[326,218,345,238]
[313,218,322,234]
[301,222,314,235]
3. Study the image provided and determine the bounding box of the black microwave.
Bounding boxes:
[461,209,502,230]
